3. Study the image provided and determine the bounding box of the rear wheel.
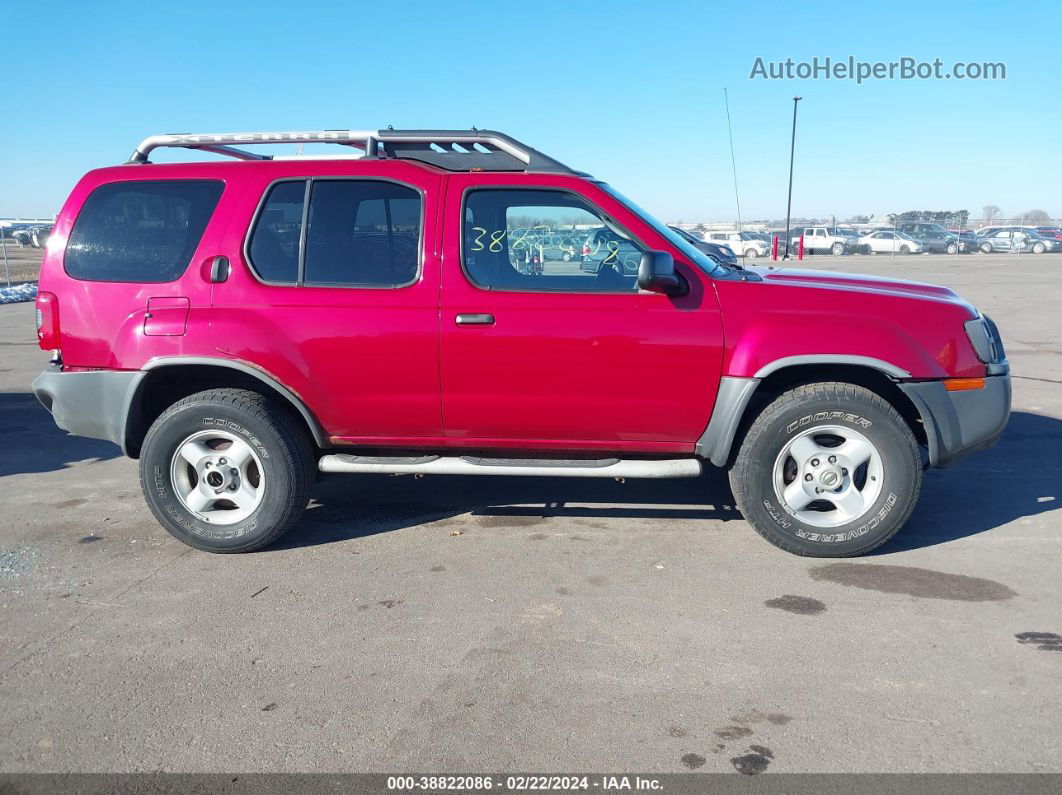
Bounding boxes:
[139,388,314,553]
[831,242,845,255]
[729,382,921,557]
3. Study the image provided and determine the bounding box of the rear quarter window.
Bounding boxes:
[64,180,224,283]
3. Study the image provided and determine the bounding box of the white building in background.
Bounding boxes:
[1,217,56,231]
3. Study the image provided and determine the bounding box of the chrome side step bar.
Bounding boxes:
[318,454,701,479]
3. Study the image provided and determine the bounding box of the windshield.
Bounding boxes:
[598,184,726,275]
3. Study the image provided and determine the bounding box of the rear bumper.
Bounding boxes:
[32,365,144,454]
[899,372,1011,467]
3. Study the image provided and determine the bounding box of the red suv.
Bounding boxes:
[32,129,1010,556]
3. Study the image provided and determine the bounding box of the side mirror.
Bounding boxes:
[638,250,686,296]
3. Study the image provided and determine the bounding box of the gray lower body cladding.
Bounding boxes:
[32,364,1011,472]
[899,373,1011,467]
[32,366,144,454]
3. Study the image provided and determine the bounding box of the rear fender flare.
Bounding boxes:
[125,357,328,455]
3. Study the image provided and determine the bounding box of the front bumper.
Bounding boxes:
[32,365,145,454]
[899,372,1011,467]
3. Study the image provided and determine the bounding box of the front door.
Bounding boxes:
[210,163,443,443]
[439,177,723,454]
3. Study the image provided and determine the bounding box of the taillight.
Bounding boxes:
[36,291,60,350]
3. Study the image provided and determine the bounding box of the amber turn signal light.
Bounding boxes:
[943,377,986,391]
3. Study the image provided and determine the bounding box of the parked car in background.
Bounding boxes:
[513,229,580,263]
[668,226,739,267]
[953,231,981,252]
[1033,226,1062,240]
[978,229,1060,254]
[899,222,951,239]
[789,226,855,255]
[704,229,771,259]
[9,229,33,247]
[859,230,925,254]
[579,227,643,274]
[30,225,53,248]
[907,229,972,254]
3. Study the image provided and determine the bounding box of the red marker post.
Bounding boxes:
[772,235,779,261]
[798,234,805,261]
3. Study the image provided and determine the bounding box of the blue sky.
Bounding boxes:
[1,0,1058,222]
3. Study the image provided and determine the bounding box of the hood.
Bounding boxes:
[746,265,974,310]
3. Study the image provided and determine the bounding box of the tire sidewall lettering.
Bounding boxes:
[786,412,871,434]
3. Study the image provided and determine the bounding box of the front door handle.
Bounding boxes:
[456,313,495,326]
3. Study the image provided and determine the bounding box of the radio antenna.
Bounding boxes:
[724,88,743,232]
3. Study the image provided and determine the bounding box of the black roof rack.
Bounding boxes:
[126,128,586,175]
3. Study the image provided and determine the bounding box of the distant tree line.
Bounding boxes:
[982,205,1052,224]
[887,209,971,227]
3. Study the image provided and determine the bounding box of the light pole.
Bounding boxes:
[783,96,802,260]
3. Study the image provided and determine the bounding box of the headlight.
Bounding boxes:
[964,313,1005,363]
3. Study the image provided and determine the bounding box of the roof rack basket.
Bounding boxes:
[126,129,582,175]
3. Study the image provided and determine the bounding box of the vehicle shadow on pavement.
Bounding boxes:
[283,411,1060,553]
[0,392,120,477]
[875,410,1061,553]
[276,468,742,550]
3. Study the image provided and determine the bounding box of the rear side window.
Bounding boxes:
[247,179,421,287]
[65,180,223,282]
[247,181,306,283]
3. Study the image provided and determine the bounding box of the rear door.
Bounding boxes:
[209,161,443,443]
[438,175,723,453]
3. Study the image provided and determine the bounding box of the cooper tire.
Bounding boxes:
[729,382,922,557]
[139,388,314,553]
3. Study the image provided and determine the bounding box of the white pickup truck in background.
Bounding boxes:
[703,229,771,258]
[789,226,855,255]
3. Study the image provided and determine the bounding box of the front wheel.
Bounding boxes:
[744,249,759,259]
[898,245,911,255]
[1032,242,1046,254]
[139,388,315,553]
[980,242,993,253]
[946,243,958,254]
[729,382,922,557]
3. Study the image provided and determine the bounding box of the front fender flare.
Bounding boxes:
[697,356,911,468]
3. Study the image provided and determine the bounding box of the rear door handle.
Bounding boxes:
[456,313,495,326]
[209,255,230,283]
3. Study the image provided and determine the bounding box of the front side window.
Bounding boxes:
[462,189,644,292]
[65,180,223,282]
[247,179,421,287]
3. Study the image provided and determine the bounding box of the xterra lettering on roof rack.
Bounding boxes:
[126,128,586,175]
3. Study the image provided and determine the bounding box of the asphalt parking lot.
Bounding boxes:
[0,252,1059,775]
